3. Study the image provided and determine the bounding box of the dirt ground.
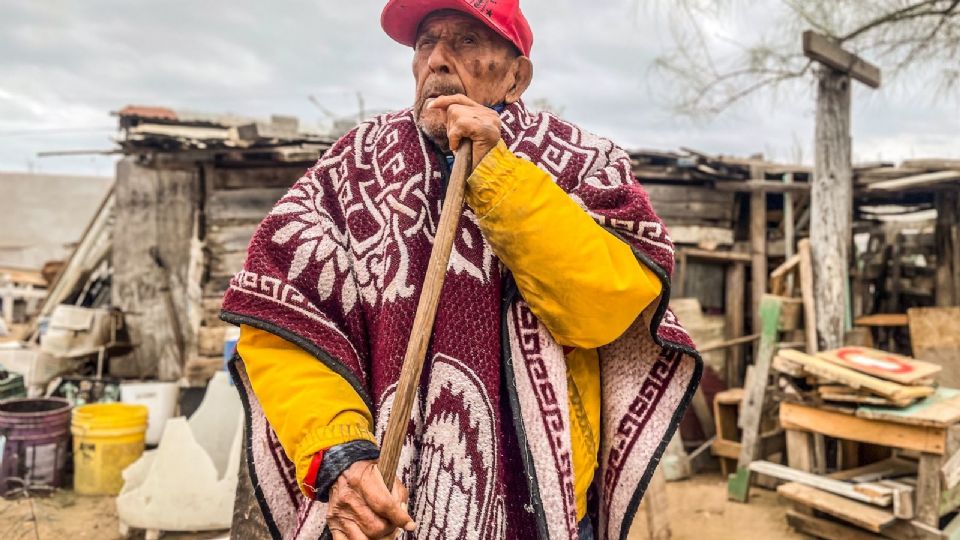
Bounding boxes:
[0,474,804,539]
[0,490,225,540]
[628,474,806,539]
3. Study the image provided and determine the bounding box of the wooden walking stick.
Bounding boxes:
[378,140,472,489]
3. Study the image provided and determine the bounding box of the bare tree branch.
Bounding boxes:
[839,0,945,41]
[651,0,960,116]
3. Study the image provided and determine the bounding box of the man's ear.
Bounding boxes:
[504,56,533,104]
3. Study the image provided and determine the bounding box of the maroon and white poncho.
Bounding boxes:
[222,100,701,540]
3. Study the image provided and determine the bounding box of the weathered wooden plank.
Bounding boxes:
[212,166,304,190]
[808,64,854,351]
[198,326,228,357]
[868,170,960,192]
[780,401,947,455]
[206,187,287,225]
[778,349,935,402]
[785,509,886,540]
[691,387,716,439]
[786,429,814,473]
[908,307,960,388]
[667,225,734,247]
[724,262,746,386]
[802,30,881,88]
[750,460,894,505]
[698,333,758,354]
[858,388,960,429]
[939,426,960,518]
[728,295,781,502]
[878,479,915,519]
[917,453,943,527]
[769,253,801,296]
[777,482,895,532]
[202,297,227,327]
[856,313,909,327]
[934,191,959,307]
[817,347,942,386]
[206,224,257,254]
[713,180,811,193]
[112,159,199,380]
[819,386,915,407]
[643,183,734,202]
[829,456,918,483]
[209,250,247,278]
[749,165,767,335]
[654,200,735,221]
[678,247,752,263]
[941,447,960,491]
[798,238,818,353]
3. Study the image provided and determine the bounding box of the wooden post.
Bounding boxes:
[725,261,746,386]
[935,191,959,306]
[803,31,881,351]
[749,163,767,335]
[783,173,796,294]
[798,239,818,354]
[786,430,814,473]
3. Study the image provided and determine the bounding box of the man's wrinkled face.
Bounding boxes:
[412,10,521,149]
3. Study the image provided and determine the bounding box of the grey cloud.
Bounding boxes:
[0,0,956,176]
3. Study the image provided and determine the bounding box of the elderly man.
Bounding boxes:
[221,1,701,539]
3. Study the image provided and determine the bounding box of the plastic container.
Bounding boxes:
[0,397,72,493]
[120,382,179,445]
[71,403,148,495]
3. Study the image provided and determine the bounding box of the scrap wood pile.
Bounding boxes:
[774,346,940,408]
[115,105,333,162]
[759,347,960,540]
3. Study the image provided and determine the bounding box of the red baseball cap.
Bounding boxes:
[381,0,533,57]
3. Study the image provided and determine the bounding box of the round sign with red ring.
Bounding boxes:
[835,347,913,374]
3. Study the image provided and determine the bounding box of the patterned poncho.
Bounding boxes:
[222,100,701,540]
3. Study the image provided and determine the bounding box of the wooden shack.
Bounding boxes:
[108,106,332,381]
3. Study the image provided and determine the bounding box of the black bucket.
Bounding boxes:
[0,397,72,494]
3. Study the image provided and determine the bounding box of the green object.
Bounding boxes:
[727,295,783,503]
[0,371,26,401]
[859,387,960,420]
[727,467,752,502]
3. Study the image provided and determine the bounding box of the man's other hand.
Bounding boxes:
[327,460,415,540]
[429,94,502,169]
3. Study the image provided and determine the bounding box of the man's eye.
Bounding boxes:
[462,36,476,45]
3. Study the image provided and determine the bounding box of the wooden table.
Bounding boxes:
[781,395,960,536]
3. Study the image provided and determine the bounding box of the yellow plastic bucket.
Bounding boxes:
[71,403,148,495]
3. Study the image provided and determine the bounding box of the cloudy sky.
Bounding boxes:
[1,0,957,177]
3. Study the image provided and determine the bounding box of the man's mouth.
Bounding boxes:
[421,86,461,109]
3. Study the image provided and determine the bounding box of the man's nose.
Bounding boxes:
[427,42,452,74]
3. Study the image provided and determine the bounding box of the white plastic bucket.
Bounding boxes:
[120,382,179,445]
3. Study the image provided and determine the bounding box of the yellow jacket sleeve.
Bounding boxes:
[237,324,376,498]
[465,140,663,349]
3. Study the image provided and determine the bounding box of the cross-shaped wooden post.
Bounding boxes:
[802,30,881,351]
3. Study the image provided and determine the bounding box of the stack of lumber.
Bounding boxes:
[754,457,937,539]
[775,346,940,408]
[766,345,960,538]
